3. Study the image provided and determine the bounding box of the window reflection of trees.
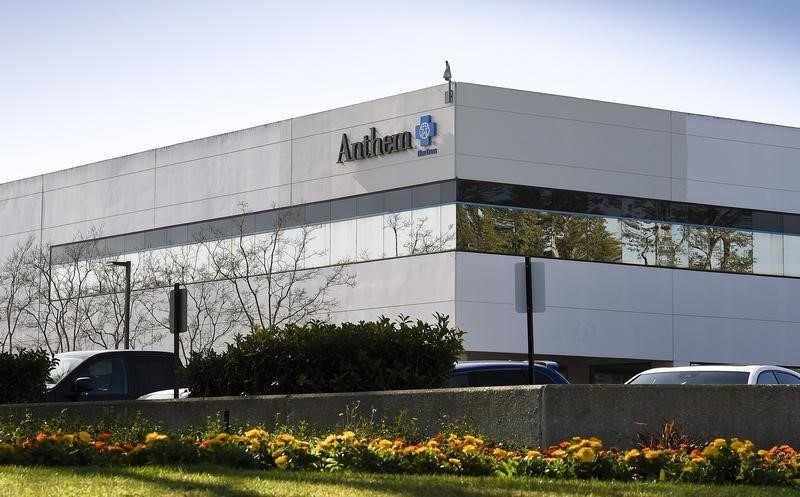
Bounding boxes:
[458,204,759,274]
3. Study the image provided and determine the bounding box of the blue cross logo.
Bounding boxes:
[415,115,437,147]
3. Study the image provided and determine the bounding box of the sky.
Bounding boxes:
[1,0,799,185]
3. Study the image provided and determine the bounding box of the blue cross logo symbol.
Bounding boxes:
[415,115,437,147]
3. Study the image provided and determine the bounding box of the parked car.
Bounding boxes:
[448,360,569,387]
[44,350,182,402]
[625,365,800,385]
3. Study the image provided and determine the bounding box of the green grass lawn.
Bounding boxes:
[0,466,793,497]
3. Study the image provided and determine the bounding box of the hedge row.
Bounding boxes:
[0,350,55,404]
[185,314,464,397]
[3,429,799,487]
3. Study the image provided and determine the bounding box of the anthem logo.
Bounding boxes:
[336,114,440,164]
[415,115,439,157]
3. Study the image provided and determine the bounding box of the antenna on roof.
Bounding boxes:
[443,60,454,104]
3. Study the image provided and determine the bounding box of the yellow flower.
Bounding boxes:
[378,439,393,450]
[644,449,662,460]
[214,433,229,443]
[448,458,461,466]
[551,449,566,458]
[63,434,75,444]
[702,445,718,457]
[277,433,295,443]
[272,448,284,458]
[245,429,268,439]
[462,444,478,455]
[145,432,168,444]
[274,455,289,467]
[575,447,596,464]
[78,432,92,444]
[526,450,542,458]
[712,438,727,447]
[342,431,356,441]
[492,448,509,460]
[624,449,640,461]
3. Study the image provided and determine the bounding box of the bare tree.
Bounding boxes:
[200,206,356,331]
[0,235,38,352]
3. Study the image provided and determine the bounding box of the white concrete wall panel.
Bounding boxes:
[41,210,155,244]
[0,175,42,201]
[672,112,800,149]
[154,142,292,208]
[457,83,671,132]
[671,133,800,212]
[154,185,292,228]
[456,154,672,200]
[673,315,800,366]
[670,179,800,215]
[155,121,291,167]
[672,270,800,323]
[456,106,671,183]
[455,253,674,359]
[0,193,42,237]
[43,169,155,229]
[44,151,154,191]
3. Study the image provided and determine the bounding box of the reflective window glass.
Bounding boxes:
[757,371,779,385]
[753,232,784,276]
[383,211,413,258]
[776,371,800,385]
[784,234,800,277]
[302,224,330,268]
[330,219,357,264]
[356,215,384,261]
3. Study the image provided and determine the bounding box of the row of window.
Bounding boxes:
[456,205,800,277]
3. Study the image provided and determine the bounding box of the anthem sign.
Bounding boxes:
[337,115,438,164]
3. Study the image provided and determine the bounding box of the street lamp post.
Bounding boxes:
[109,261,131,349]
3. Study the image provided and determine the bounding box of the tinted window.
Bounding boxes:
[757,371,779,384]
[775,371,800,385]
[74,358,127,395]
[629,371,750,384]
[468,369,528,387]
[130,356,175,397]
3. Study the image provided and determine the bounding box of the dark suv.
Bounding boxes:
[448,360,569,387]
[44,350,179,402]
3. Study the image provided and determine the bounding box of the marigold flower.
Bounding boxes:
[551,449,566,458]
[272,448,284,458]
[448,457,461,466]
[277,433,295,443]
[377,439,393,450]
[342,431,356,441]
[98,433,112,442]
[274,455,289,466]
[78,432,92,444]
[35,433,48,442]
[575,447,596,464]
[92,442,105,450]
[462,444,478,455]
[62,434,75,444]
[492,448,508,460]
[644,449,662,460]
[245,429,268,439]
[144,432,168,444]
[526,450,541,458]
[624,449,640,461]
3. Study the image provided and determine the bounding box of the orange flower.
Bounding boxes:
[92,442,106,450]
[98,433,112,442]
[35,433,48,442]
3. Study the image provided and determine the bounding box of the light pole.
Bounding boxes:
[109,261,131,349]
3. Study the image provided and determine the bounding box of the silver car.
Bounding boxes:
[625,365,800,385]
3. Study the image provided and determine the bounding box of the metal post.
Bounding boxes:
[525,256,535,384]
[110,261,132,350]
[173,283,180,400]
[123,261,131,349]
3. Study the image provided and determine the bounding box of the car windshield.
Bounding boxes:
[47,356,85,385]
[629,371,750,385]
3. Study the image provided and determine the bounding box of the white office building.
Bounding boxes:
[2,82,800,382]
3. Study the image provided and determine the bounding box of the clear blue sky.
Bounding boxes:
[1,0,798,184]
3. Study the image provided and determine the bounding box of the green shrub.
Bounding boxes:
[185,314,464,396]
[0,349,56,404]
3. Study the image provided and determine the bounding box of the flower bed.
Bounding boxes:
[1,430,799,486]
